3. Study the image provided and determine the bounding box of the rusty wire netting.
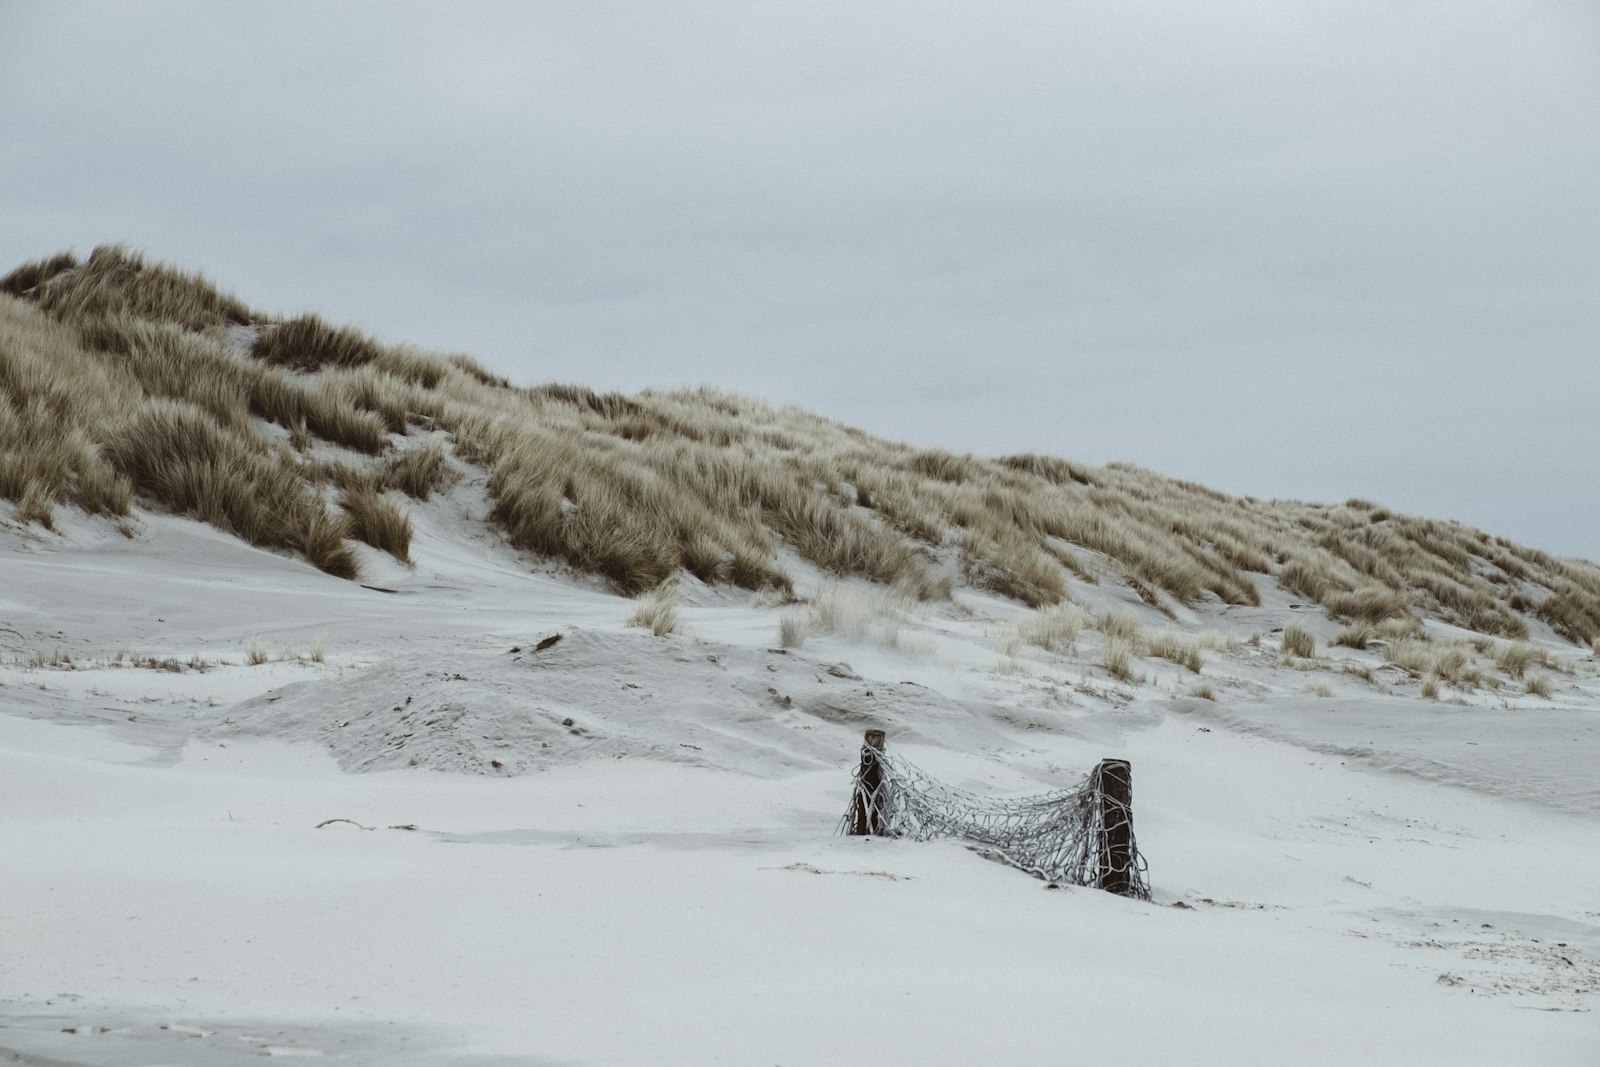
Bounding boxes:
[839,739,1150,898]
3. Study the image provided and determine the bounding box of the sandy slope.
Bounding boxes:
[2,495,1598,1065]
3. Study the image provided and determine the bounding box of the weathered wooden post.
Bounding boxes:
[1092,758,1135,896]
[848,729,888,836]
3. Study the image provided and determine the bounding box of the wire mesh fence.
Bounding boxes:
[839,731,1150,899]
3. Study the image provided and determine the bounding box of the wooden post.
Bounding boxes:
[848,729,887,836]
[1092,758,1135,896]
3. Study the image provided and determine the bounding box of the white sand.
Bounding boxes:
[2,496,1597,1064]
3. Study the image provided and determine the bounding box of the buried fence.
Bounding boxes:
[839,729,1150,899]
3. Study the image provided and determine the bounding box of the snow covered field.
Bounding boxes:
[3,491,1598,1064]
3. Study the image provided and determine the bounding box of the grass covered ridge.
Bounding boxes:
[3,246,1599,647]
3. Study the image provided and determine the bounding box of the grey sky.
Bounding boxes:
[4,1,1597,560]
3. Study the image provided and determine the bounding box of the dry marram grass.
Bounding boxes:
[1281,622,1316,659]
[627,578,681,637]
[5,245,1600,651]
[1146,630,1204,673]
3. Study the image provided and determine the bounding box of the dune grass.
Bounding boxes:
[1281,621,1317,659]
[340,485,413,565]
[627,577,681,637]
[4,244,1600,649]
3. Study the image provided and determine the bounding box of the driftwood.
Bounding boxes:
[315,818,422,832]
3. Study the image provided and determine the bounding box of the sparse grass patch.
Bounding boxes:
[131,655,183,673]
[808,586,876,641]
[1420,675,1439,700]
[1096,610,1142,642]
[1101,634,1141,682]
[1281,621,1316,658]
[1387,638,1438,676]
[1494,642,1539,678]
[627,577,681,636]
[1524,673,1552,698]
[1310,681,1335,698]
[1197,630,1243,652]
[1016,602,1089,653]
[1341,661,1374,682]
[1374,617,1423,642]
[245,640,269,666]
[1189,682,1215,700]
[1433,644,1470,683]
[25,647,71,669]
[778,611,810,648]
[1146,630,1203,672]
[791,585,915,648]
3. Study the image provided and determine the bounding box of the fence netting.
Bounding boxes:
[839,743,1150,899]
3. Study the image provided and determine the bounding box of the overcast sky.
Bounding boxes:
[3,1,1597,560]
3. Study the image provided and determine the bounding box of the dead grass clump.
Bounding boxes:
[1374,617,1422,642]
[1101,634,1141,682]
[1197,629,1244,652]
[1386,638,1437,676]
[381,440,453,500]
[250,372,391,454]
[627,578,681,636]
[252,314,386,372]
[1341,661,1374,682]
[1333,622,1375,650]
[296,507,361,580]
[1147,630,1203,672]
[769,496,939,598]
[1189,683,1216,700]
[961,530,1066,607]
[340,485,413,564]
[1524,674,1552,698]
[1494,642,1539,678]
[14,478,59,528]
[1016,602,1090,653]
[1323,586,1410,623]
[1420,675,1439,700]
[1281,621,1316,658]
[318,366,435,435]
[808,586,884,642]
[1096,610,1142,642]
[1278,559,1333,602]
[778,611,810,648]
[1432,644,1470,683]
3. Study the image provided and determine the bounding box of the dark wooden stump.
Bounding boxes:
[1092,758,1135,896]
[848,729,887,836]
